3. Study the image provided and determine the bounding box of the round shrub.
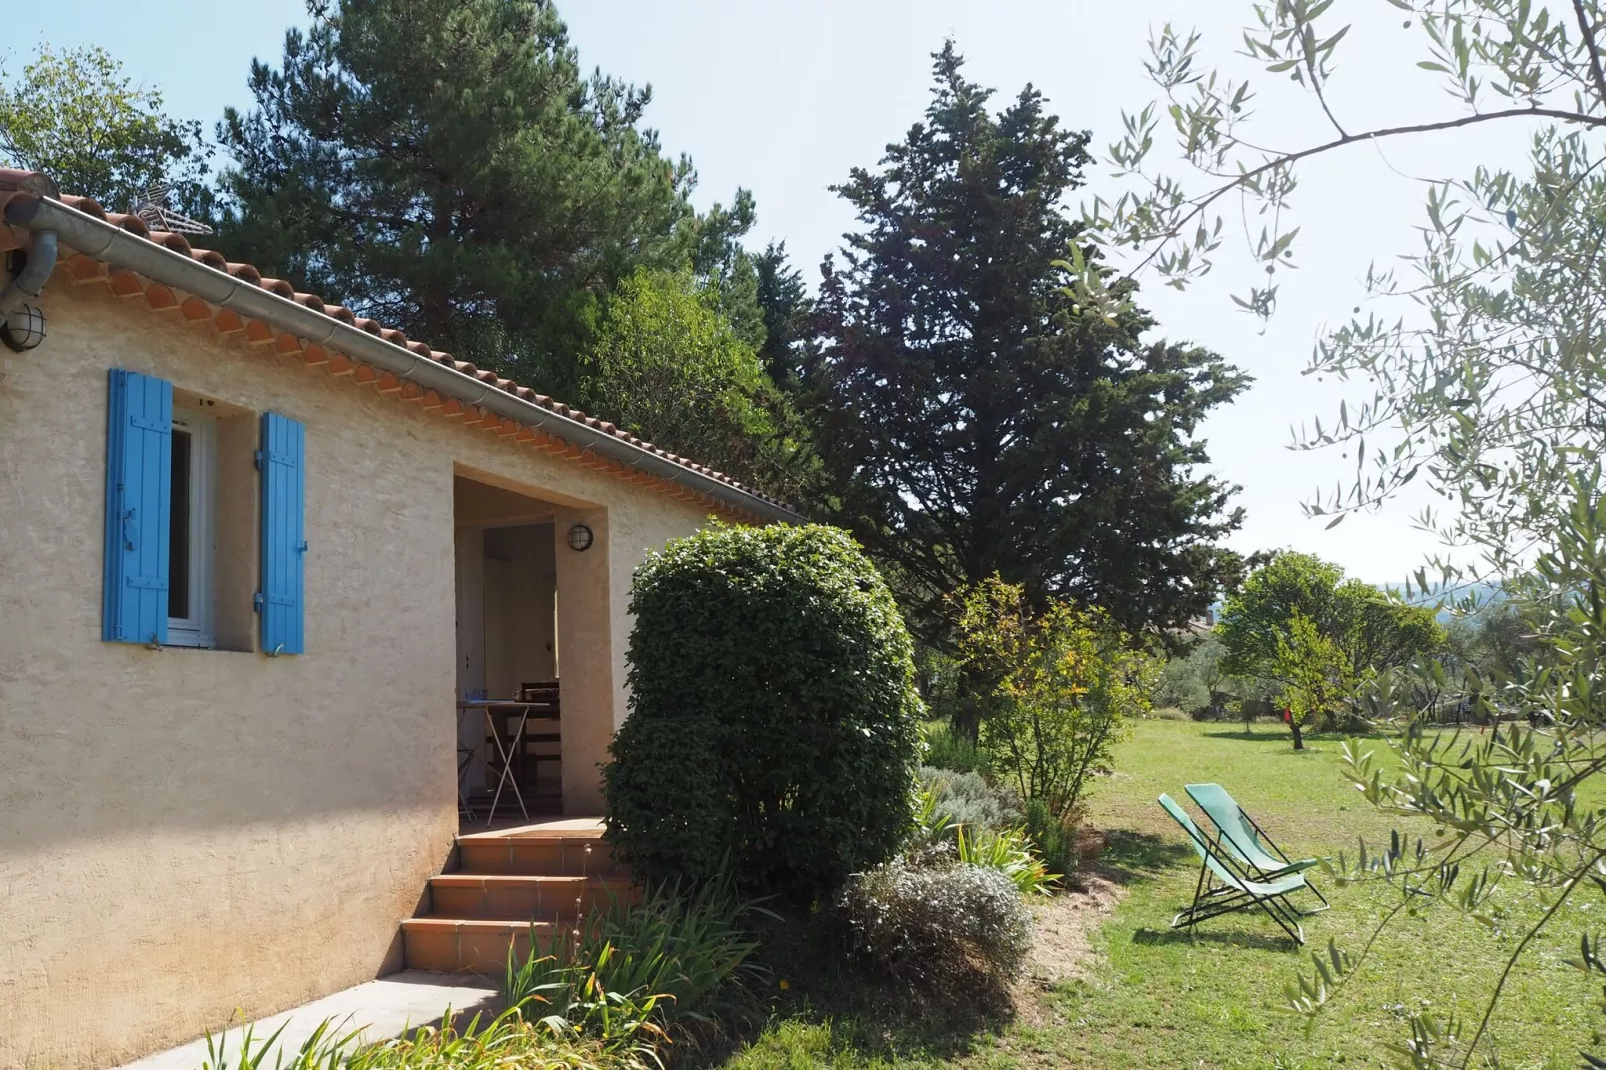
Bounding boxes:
[603,523,924,900]
[838,860,1032,990]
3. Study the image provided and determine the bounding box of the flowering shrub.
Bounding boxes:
[956,576,1153,818]
[838,860,1031,991]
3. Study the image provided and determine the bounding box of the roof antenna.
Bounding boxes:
[129,182,213,236]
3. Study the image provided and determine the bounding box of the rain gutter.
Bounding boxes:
[3,193,802,523]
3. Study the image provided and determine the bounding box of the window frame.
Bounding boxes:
[167,406,216,648]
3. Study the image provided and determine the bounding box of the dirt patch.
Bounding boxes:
[1023,873,1123,989]
[1002,872,1121,1031]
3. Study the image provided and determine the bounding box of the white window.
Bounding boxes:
[167,407,216,647]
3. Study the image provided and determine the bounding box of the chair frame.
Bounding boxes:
[1185,783,1330,916]
[1159,794,1307,946]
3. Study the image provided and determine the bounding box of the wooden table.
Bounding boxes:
[457,700,559,826]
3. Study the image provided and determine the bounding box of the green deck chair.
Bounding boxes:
[1158,793,1306,946]
[1186,782,1330,915]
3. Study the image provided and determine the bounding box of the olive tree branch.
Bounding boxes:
[1572,0,1606,109]
[1117,105,1606,280]
[1458,847,1605,1068]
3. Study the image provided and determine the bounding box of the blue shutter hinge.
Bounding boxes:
[253,591,264,613]
[254,449,264,471]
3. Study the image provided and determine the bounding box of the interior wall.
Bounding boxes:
[458,519,558,795]
[454,527,486,788]
[481,524,556,695]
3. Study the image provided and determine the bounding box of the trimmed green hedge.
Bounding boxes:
[603,523,923,899]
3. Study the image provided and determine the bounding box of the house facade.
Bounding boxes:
[0,170,796,1069]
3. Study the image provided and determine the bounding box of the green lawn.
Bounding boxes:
[713,719,1601,1069]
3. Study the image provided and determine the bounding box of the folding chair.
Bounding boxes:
[1186,782,1329,915]
[1157,793,1307,946]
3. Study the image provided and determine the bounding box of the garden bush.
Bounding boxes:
[837,859,1031,991]
[955,577,1151,819]
[604,523,924,899]
[921,720,990,774]
[917,766,1020,833]
[1021,797,1078,882]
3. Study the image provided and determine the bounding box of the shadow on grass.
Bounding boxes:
[1131,926,1301,953]
[1095,830,1193,887]
[686,910,1012,1068]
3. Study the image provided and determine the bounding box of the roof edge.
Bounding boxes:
[5,194,804,524]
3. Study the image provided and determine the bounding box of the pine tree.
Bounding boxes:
[215,0,708,394]
[815,43,1250,645]
[753,241,811,389]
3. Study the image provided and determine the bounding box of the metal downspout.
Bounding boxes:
[0,228,58,317]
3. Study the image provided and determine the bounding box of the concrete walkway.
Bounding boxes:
[115,972,501,1070]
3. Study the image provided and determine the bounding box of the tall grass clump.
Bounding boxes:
[956,825,1057,896]
[199,1005,656,1070]
[506,870,771,1048]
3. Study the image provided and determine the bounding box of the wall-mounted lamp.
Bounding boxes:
[0,303,45,352]
[567,523,594,552]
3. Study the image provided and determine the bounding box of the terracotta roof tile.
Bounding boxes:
[0,170,789,516]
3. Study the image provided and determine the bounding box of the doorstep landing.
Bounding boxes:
[112,971,501,1070]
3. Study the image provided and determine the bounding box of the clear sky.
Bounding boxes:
[4,1,1534,584]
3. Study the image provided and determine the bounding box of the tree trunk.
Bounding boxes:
[1290,719,1305,750]
[953,697,983,744]
[953,664,993,743]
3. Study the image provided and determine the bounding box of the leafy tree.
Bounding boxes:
[1153,634,1243,720]
[1443,597,1547,684]
[814,43,1250,654]
[1217,552,1444,684]
[687,189,768,353]
[0,43,209,211]
[1271,610,1357,750]
[955,576,1152,819]
[1217,553,1347,680]
[215,0,730,395]
[1152,642,1212,714]
[579,268,779,488]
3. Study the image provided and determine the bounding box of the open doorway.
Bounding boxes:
[454,475,561,818]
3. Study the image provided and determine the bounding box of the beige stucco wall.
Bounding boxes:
[0,275,714,1069]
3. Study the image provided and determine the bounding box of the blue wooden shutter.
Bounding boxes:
[103,369,172,645]
[259,412,306,655]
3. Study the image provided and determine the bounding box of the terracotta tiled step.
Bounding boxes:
[430,874,639,918]
[455,835,622,877]
[401,915,574,975]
